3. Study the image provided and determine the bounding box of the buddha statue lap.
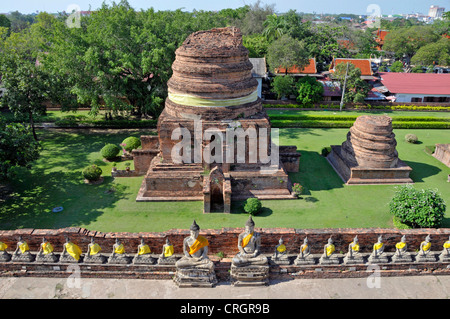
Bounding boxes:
[294,237,315,265]
[415,235,436,263]
[157,238,178,265]
[231,216,269,286]
[174,220,217,288]
[60,236,82,263]
[392,235,412,263]
[11,236,35,262]
[439,236,450,262]
[343,236,364,264]
[108,238,131,264]
[319,237,340,265]
[133,238,156,265]
[36,237,58,263]
[84,238,106,264]
[271,237,290,265]
[368,235,388,264]
[0,241,11,262]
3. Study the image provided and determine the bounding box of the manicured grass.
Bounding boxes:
[0,128,449,233]
[266,108,450,118]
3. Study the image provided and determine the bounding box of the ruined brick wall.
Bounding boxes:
[1,227,449,257]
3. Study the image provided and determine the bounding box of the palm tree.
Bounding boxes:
[263,14,288,41]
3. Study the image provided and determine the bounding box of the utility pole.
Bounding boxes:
[339,62,349,112]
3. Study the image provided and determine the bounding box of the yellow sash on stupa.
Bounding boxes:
[242,232,253,248]
[422,241,431,251]
[42,242,54,255]
[351,243,360,251]
[277,244,286,253]
[138,245,151,255]
[89,243,101,255]
[114,244,125,254]
[19,242,29,254]
[65,242,82,261]
[444,242,450,249]
[0,242,7,251]
[326,244,335,256]
[164,245,174,257]
[189,236,209,255]
[396,242,406,250]
[374,242,383,251]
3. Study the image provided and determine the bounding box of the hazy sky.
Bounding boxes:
[1,0,448,15]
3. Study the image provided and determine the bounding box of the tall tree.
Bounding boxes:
[266,34,309,73]
[411,38,450,67]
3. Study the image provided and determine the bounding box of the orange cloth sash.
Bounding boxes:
[189,236,208,255]
[242,232,253,248]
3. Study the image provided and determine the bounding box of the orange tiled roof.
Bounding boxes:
[337,39,356,50]
[275,58,317,74]
[329,58,373,76]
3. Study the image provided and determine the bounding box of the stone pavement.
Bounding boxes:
[0,275,449,299]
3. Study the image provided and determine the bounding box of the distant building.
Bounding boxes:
[328,58,377,80]
[249,57,267,98]
[428,5,445,19]
[374,29,389,51]
[379,72,450,102]
[273,58,320,77]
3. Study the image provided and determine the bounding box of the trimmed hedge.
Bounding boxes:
[264,103,450,111]
[101,144,121,160]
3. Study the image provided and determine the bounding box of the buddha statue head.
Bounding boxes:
[190,220,200,239]
[245,216,255,233]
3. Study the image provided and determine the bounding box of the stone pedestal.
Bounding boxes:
[269,256,291,265]
[36,253,59,263]
[343,254,365,265]
[11,252,35,263]
[415,252,437,263]
[133,254,157,265]
[84,254,107,264]
[392,253,413,263]
[294,255,316,265]
[108,254,131,264]
[157,256,179,265]
[319,254,340,265]
[59,254,81,263]
[174,265,217,288]
[367,253,389,264]
[230,265,269,286]
[0,251,11,262]
[439,252,450,262]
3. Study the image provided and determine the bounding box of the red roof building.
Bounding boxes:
[274,58,318,76]
[329,58,374,79]
[379,72,450,102]
[374,29,389,50]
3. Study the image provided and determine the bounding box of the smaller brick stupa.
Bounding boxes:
[327,115,413,184]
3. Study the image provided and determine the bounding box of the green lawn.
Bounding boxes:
[0,128,449,232]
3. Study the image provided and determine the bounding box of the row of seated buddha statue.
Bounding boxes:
[0,235,178,265]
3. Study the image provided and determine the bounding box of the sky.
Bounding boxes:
[0,0,448,15]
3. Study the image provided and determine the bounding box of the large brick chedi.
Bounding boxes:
[327,115,412,184]
[136,27,300,212]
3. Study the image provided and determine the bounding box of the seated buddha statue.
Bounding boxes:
[392,235,412,263]
[0,240,11,262]
[231,216,268,267]
[174,220,217,287]
[133,238,155,264]
[12,236,35,262]
[439,236,450,262]
[158,238,177,265]
[271,237,290,265]
[368,235,388,264]
[84,237,106,264]
[108,238,130,264]
[175,220,214,269]
[294,237,315,265]
[344,236,364,264]
[319,236,339,264]
[416,234,436,262]
[60,236,82,263]
[36,237,58,263]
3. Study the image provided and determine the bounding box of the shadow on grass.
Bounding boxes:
[403,160,442,182]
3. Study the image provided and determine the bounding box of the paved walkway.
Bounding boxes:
[0,275,449,299]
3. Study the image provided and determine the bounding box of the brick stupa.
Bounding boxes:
[327,115,413,184]
[133,27,300,212]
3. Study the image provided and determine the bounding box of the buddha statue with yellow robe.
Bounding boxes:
[415,235,436,263]
[319,236,340,265]
[271,237,290,265]
[108,238,130,264]
[232,216,268,267]
[0,240,11,262]
[368,235,388,264]
[439,236,450,262]
[157,238,177,265]
[36,237,58,263]
[344,236,364,264]
[174,220,217,287]
[294,237,315,265]
[392,235,412,263]
[133,238,156,264]
[12,236,35,262]
[84,237,106,264]
[60,236,82,263]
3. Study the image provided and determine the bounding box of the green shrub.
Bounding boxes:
[121,136,141,152]
[292,183,304,198]
[321,146,331,157]
[405,134,418,144]
[101,144,121,160]
[389,185,446,228]
[82,165,103,182]
[243,198,262,216]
